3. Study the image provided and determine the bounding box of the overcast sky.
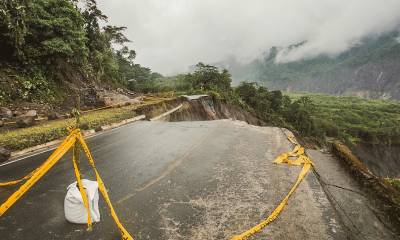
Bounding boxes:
[97,0,400,75]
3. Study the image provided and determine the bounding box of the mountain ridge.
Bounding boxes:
[217,31,400,100]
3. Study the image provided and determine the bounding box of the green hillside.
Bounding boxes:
[288,93,400,144]
[220,32,400,100]
[0,0,159,106]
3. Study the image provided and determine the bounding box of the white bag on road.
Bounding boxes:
[64,179,100,224]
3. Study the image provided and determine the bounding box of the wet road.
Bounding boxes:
[0,120,345,239]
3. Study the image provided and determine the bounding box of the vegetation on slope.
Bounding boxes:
[254,33,400,85]
[386,178,400,192]
[217,32,400,99]
[288,93,400,144]
[143,63,400,146]
[136,63,322,141]
[0,0,160,105]
[129,62,232,93]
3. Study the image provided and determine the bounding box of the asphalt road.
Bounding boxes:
[0,120,347,239]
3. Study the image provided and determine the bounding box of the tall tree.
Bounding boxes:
[0,0,30,61]
[25,0,88,67]
[191,62,232,90]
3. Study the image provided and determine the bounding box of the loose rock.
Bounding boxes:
[47,112,62,120]
[0,107,13,119]
[0,146,11,163]
[24,110,37,118]
[97,92,131,107]
[13,110,22,117]
[16,116,35,128]
[80,123,89,130]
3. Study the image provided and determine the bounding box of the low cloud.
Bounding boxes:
[97,0,400,74]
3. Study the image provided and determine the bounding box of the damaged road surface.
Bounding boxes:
[0,120,373,239]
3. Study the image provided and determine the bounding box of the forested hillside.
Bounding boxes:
[0,0,159,106]
[217,32,400,100]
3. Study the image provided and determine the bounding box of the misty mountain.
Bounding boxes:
[217,32,400,100]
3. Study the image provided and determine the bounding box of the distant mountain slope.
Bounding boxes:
[218,32,400,100]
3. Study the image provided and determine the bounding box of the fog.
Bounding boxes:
[97,0,400,74]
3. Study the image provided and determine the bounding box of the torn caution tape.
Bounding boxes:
[230,132,313,240]
[0,128,134,240]
[0,168,37,187]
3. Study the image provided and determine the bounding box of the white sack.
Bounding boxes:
[64,179,100,224]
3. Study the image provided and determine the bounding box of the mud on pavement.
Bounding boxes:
[119,120,346,239]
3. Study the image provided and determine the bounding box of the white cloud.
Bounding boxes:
[97,0,400,74]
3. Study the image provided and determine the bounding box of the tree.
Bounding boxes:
[82,0,107,53]
[235,82,319,134]
[80,1,139,83]
[103,25,130,45]
[219,69,232,90]
[269,90,284,112]
[235,82,258,106]
[0,0,30,61]
[0,0,157,103]
[191,62,232,91]
[25,0,88,68]
[117,46,136,64]
[284,97,318,136]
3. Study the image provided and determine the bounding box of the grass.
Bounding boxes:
[0,98,173,151]
[287,93,400,144]
[386,178,400,192]
[0,106,135,151]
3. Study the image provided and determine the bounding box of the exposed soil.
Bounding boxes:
[136,95,264,126]
[350,142,400,178]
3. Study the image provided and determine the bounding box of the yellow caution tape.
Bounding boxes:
[0,129,79,216]
[77,132,134,240]
[0,169,36,187]
[230,132,313,240]
[0,128,134,240]
[71,143,93,230]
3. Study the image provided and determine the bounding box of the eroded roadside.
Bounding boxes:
[309,149,399,240]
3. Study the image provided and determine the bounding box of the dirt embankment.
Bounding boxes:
[331,141,400,232]
[136,95,264,125]
[349,142,400,178]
